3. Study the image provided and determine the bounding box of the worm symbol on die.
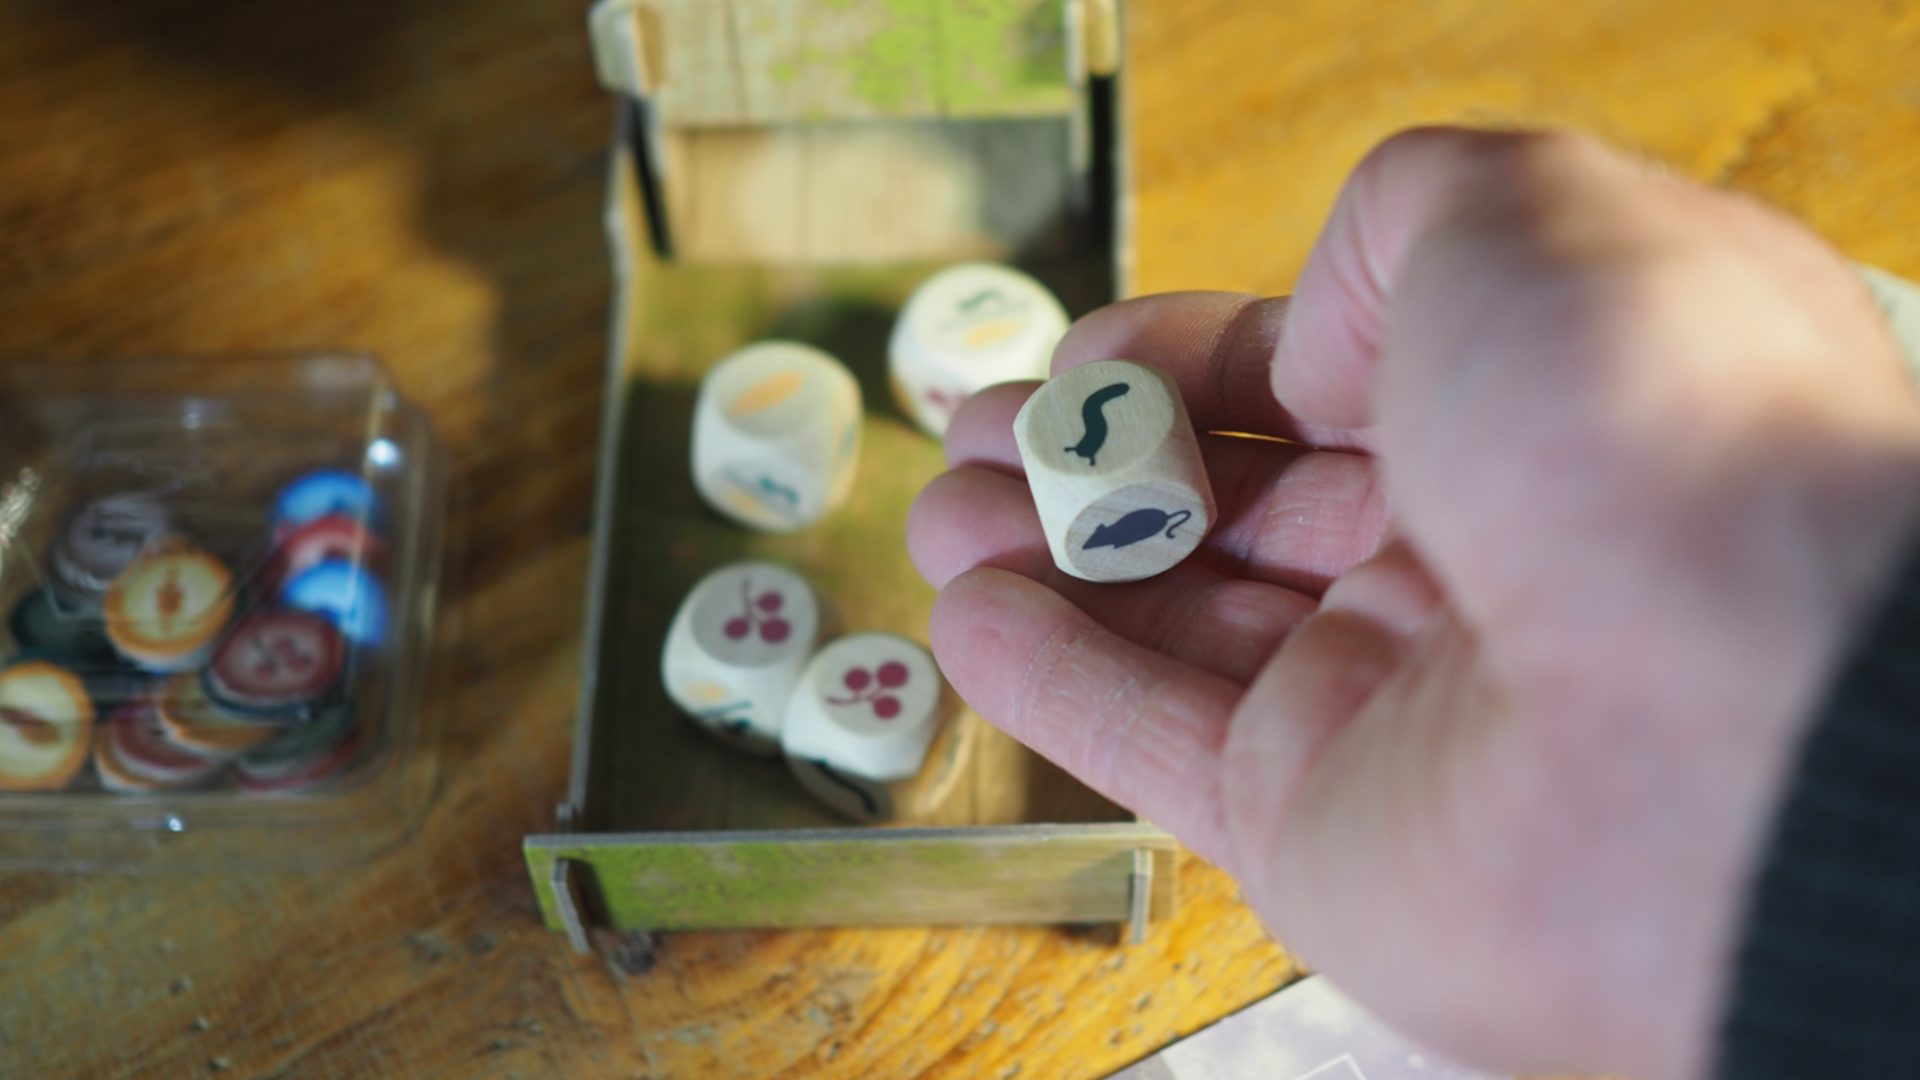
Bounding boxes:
[1083,508,1193,551]
[1064,383,1131,465]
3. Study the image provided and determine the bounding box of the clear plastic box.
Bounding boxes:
[0,356,447,868]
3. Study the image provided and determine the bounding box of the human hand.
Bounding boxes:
[906,128,1920,1079]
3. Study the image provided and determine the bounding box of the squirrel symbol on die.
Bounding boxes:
[1064,383,1130,465]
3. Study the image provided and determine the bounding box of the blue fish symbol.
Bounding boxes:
[1083,508,1194,550]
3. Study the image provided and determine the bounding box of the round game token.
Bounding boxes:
[204,609,346,718]
[0,659,95,791]
[48,492,173,605]
[93,722,167,794]
[7,589,118,665]
[103,538,235,672]
[152,673,277,757]
[259,514,386,595]
[104,698,223,786]
[280,561,389,648]
[235,697,360,782]
[270,469,378,537]
[234,729,362,793]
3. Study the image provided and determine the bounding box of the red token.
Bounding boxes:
[206,609,346,713]
[107,699,222,786]
[234,731,362,793]
[260,514,385,596]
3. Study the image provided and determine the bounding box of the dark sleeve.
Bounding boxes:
[1716,543,1920,1078]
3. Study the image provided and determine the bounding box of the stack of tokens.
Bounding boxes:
[102,538,235,672]
[90,622,357,795]
[46,493,173,610]
[3,467,387,796]
[0,658,95,791]
[93,698,223,793]
[234,698,362,792]
[266,470,391,648]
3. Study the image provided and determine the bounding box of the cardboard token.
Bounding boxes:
[93,722,167,794]
[235,698,360,782]
[7,589,117,665]
[281,561,389,647]
[260,514,386,595]
[152,673,276,757]
[106,698,223,786]
[0,659,95,791]
[234,730,362,793]
[271,470,378,537]
[48,492,173,604]
[204,609,346,718]
[103,539,235,672]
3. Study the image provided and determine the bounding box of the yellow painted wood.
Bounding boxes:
[595,0,1076,127]
[526,825,1178,931]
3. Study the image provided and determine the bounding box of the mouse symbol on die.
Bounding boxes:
[1084,508,1193,551]
[1064,383,1131,465]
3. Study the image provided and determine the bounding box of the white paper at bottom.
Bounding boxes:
[1103,976,1505,1080]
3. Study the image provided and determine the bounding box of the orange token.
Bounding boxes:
[103,539,235,672]
[0,660,95,791]
[152,674,276,757]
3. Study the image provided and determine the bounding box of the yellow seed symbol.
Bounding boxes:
[964,319,1022,349]
[157,569,185,626]
[729,371,804,417]
[684,681,728,704]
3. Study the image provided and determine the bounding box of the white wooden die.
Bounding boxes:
[1014,359,1216,583]
[780,632,968,823]
[661,561,822,754]
[692,341,862,532]
[889,262,1069,438]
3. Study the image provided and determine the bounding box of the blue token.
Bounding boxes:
[281,560,390,648]
[272,469,379,534]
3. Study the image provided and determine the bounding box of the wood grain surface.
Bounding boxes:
[1,1,1915,1078]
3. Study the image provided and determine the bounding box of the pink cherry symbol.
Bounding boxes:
[724,618,751,640]
[843,667,872,691]
[757,591,784,613]
[872,696,901,719]
[876,661,909,689]
[761,618,791,644]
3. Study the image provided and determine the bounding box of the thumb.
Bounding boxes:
[1275,126,1576,429]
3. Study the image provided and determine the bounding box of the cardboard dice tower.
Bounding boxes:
[521,0,1181,950]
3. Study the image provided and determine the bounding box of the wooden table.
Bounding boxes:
[1,1,1914,1077]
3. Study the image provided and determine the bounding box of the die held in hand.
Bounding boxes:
[1014,359,1216,583]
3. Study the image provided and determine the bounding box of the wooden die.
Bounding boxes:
[1014,359,1216,583]
[889,263,1069,438]
[692,341,862,532]
[780,632,971,823]
[661,562,822,754]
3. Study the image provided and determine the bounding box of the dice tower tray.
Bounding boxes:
[522,0,1181,949]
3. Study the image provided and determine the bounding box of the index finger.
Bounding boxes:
[1053,291,1373,452]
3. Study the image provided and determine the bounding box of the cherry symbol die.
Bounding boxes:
[781,632,967,823]
[661,561,822,754]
